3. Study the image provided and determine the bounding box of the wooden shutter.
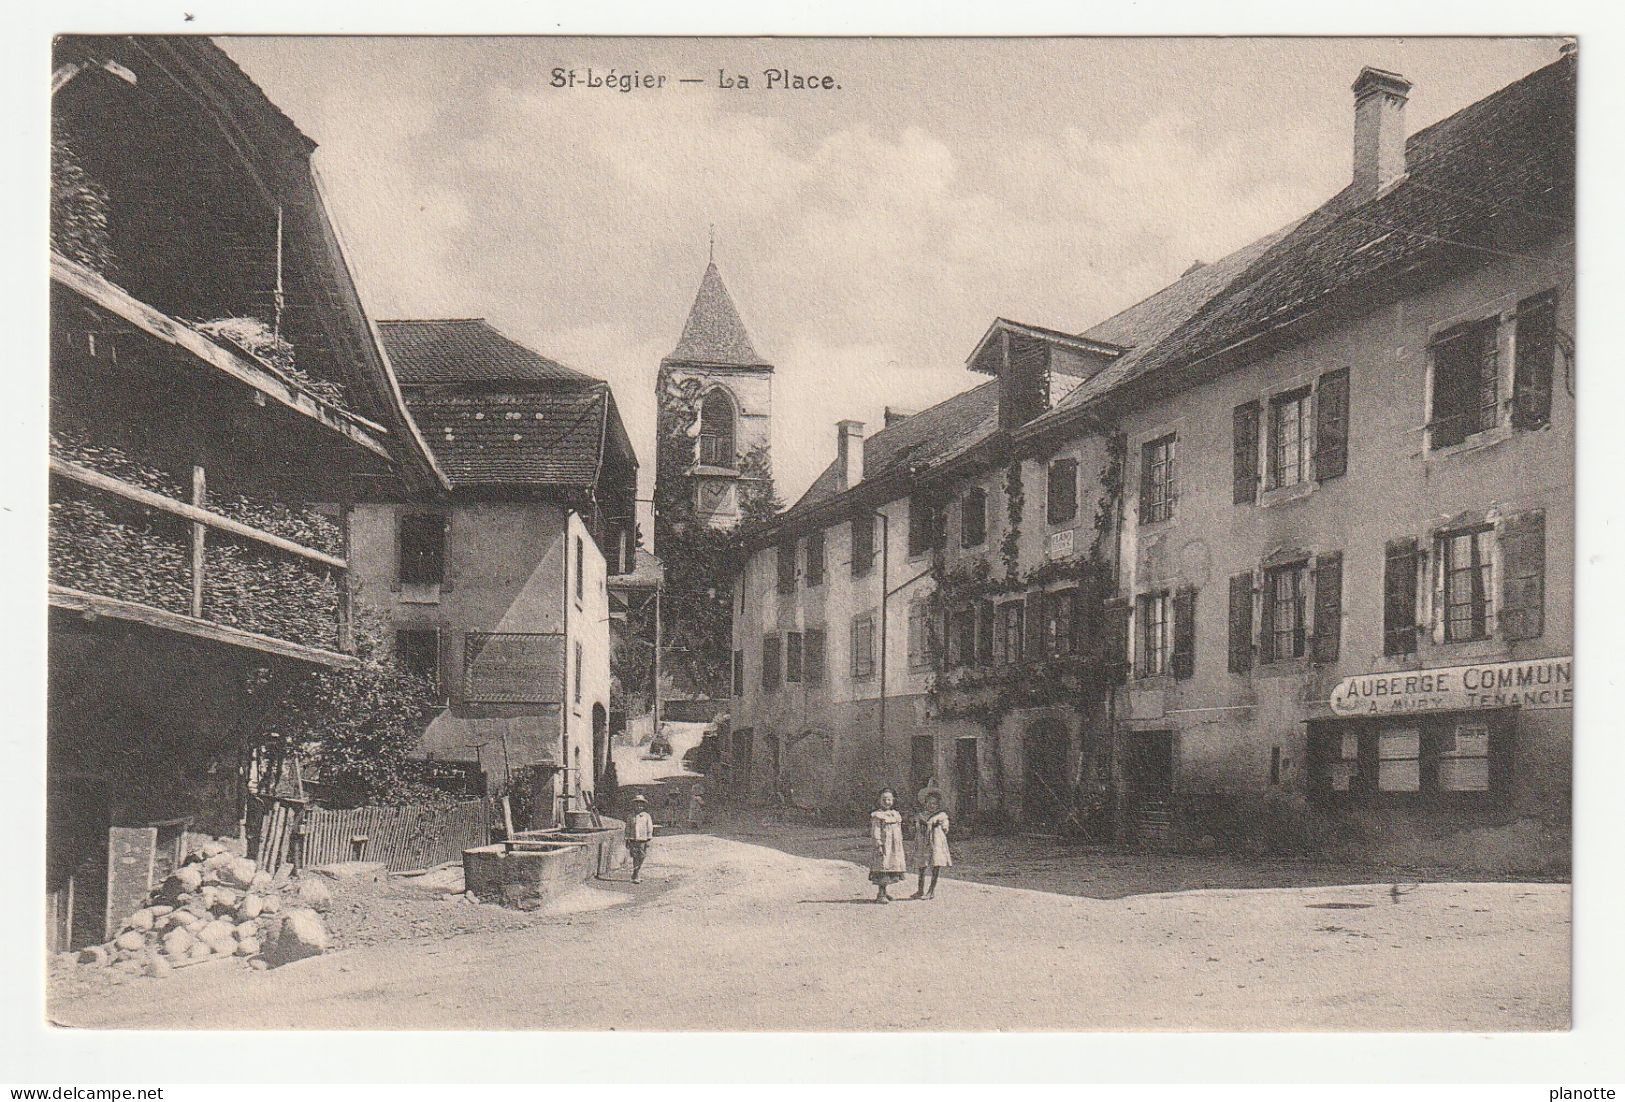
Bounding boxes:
[1025,590,1046,663]
[1311,551,1344,663]
[1171,585,1196,680]
[1383,537,1420,655]
[1257,568,1276,664]
[1499,510,1546,641]
[1232,401,1261,504]
[1104,599,1131,685]
[1513,292,1557,430]
[1314,369,1349,480]
[1228,571,1254,672]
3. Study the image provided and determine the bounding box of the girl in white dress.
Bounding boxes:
[868,787,907,903]
[911,788,952,900]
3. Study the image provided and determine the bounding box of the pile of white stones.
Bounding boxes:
[74,839,334,977]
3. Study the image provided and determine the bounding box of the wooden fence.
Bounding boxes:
[299,798,494,872]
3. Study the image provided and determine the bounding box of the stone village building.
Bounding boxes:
[347,319,639,821]
[729,54,1574,871]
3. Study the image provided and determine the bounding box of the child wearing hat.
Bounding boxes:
[627,794,655,883]
[911,786,952,900]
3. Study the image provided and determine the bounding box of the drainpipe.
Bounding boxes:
[561,512,572,822]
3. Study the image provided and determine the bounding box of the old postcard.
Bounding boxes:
[42,34,1574,1035]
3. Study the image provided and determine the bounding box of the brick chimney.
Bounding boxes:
[1352,67,1412,199]
[836,420,865,490]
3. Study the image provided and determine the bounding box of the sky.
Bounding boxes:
[222,36,1561,506]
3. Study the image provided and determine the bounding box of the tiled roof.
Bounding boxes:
[379,318,594,386]
[784,380,1001,518]
[1113,55,1575,391]
[404,388,609,489]
[664,262,769,368]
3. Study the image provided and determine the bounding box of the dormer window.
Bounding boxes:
[698,389,737,468]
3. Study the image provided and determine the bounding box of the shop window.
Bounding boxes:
[1047,457,1078,525]
[1261,563,1307,661]
[785,631,804,684]
[805,529,825,587]
[1429,318,1500,449]
[1437,723,1491,792]
[960,487,987,547]
[851,513,876,577]
[762,634,781,690]
[804,628,826,684]
[1268,387,1312,488]
[1139,434,1176,524]
[1440,526,1494,642]
[398,513,446,585]
[1377,727,1421,792]
[850,614,876,680]
[1135,591,1169,678]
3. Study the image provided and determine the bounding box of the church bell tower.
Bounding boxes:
[654,248,774,531]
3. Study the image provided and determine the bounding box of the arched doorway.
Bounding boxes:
[1023,718,1070,833]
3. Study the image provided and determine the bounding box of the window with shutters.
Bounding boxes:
[850,614,876,680]
[1268,387,1312,489]
[804,628,826,684]
[908,496,943,558]
[1513,291,1558,430]
[1227,572,1254,673]
[785,631,804,683]
[1262,563,1307,661]
[960,487,987,547]
[1043,589,1077,657]
[776,540,797,595]
[1383,538,1420,655]
[805,529,825,587]
[399,513,447,584]
[907,599,934,670]
[1232,401,1261,504]
[1046,457,1079,525]
[1139,434,1176,524]
[1171,586,1196,679]
[762,634,781,690]
[1440,526,1494,642]
[1136,591,1170,678]
[732,649,744,696]
[1429,318,1500,449]
[951,606,977,668]
[1311,552,1343,663]
[851,513,876,577]
[1499,511,1546,641]
[998,601,1025,666]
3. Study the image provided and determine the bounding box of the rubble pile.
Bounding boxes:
[70,838,333,978]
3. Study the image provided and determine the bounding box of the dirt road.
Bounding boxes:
[50,832,1568,1031]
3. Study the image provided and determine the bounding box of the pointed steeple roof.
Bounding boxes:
[664,261,771,369]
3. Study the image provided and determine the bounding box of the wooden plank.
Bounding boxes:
[190,466,207,619]
[52,458,347,570]
[51,251,393,457]
[49,585,357,669]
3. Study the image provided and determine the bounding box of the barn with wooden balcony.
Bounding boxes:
[47,36,445,950]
